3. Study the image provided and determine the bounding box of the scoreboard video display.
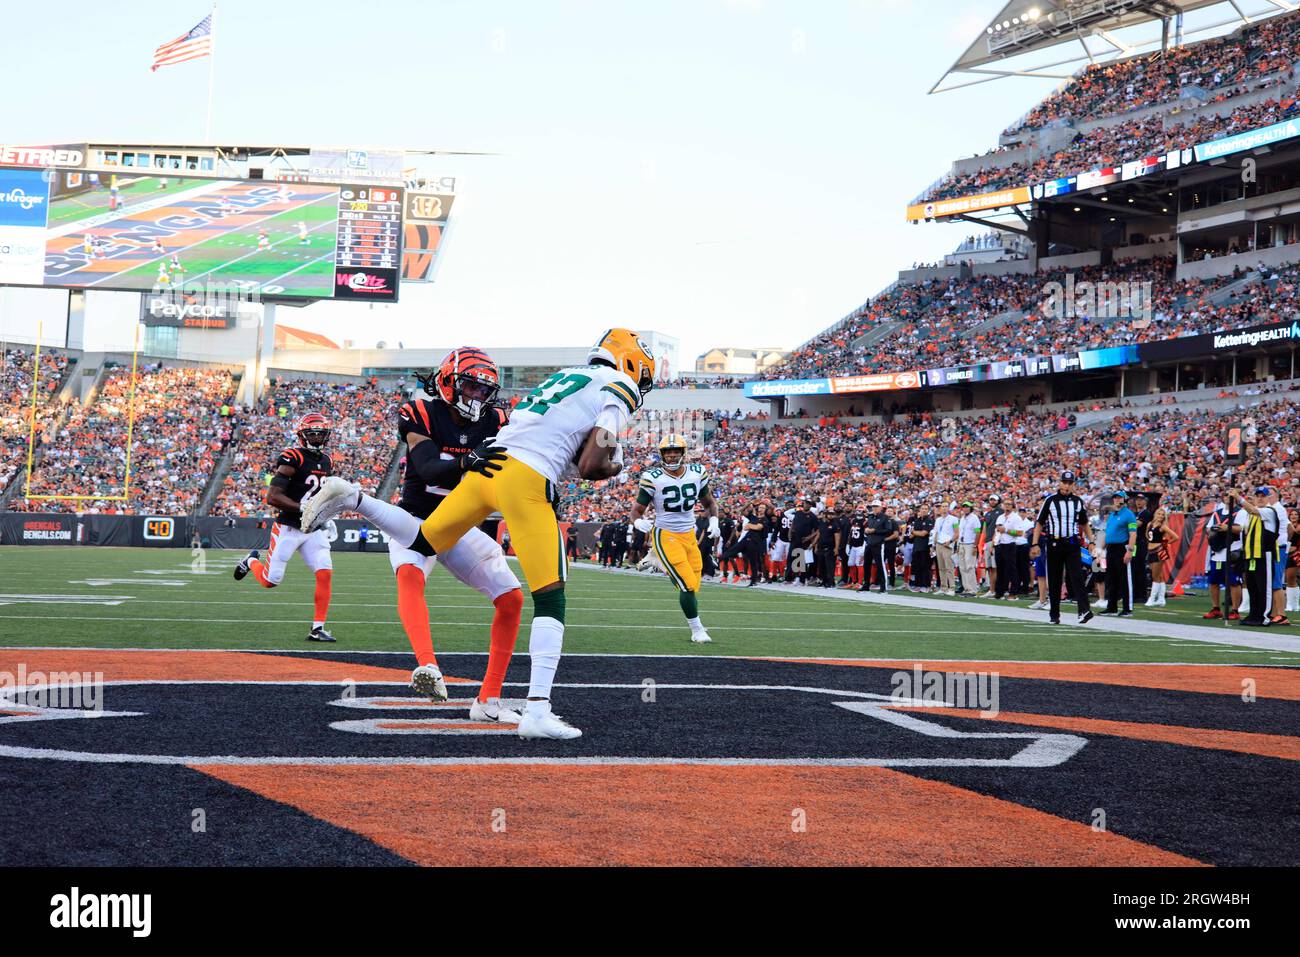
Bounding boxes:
[0,165,403,303]
[334,185,401,300]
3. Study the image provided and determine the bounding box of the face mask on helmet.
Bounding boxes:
[453,374,499,422]
[660,447,686,469]
[298,428,331,450]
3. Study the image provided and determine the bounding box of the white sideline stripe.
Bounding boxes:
[0,614,1046,635]
[0,647,1294,667]
[0,595,1005,618]
[744,581,1300,654]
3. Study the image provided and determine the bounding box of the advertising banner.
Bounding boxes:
[1194,118,1300,162]
[743,378,833,398]
[906,186,1031,222]
[0,167,52,285]
[1138,319,1300,363]
[829,371,921,393]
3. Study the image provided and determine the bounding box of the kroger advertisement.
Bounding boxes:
[0,167,52,285]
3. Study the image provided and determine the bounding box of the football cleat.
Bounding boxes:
[300,476,360,532]
[690,630,713,644]
[233,549,259,581]
[410,664,448,702]
[469,697,522,724]
[307,626,336,643]
[1202,608,1223,620]
[518,703,582,740]
[1077,611,1095,625]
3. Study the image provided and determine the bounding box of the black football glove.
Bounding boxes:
[460,439,508,477]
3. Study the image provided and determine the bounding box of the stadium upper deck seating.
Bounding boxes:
[1005,10,1300,135]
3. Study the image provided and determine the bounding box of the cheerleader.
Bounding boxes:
[1287,510,1299,613]
[1145,506,1174,606]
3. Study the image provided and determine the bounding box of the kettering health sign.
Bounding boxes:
[1194,118,1300,162]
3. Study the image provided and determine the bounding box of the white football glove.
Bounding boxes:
[610,443,624,467]
[708,516,721,540]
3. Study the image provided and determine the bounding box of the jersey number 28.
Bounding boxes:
[661,482,698,513]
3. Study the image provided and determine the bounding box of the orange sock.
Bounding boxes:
[250,558,275,588]
[480,589,522,701]
[396,565,436,667]
[313,569,332,626]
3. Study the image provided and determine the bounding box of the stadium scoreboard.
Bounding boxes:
[0,162,403,303]
[334,185,402,300]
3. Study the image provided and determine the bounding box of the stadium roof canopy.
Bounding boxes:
[933,0,1297,94]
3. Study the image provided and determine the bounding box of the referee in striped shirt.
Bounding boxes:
[1030,471,1095,626]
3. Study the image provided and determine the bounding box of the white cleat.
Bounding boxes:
[690,630,713,644]
[300,476,360,533]
[517,704,582,740]
[410,664,448,702]
[469,697,522,724]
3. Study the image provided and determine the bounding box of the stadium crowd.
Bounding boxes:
[766,259,1300,381]
[1,347,70,498]
[213,377,401,518]
[13,364,235,515]
[562,398,1298,525]
[1006,10,1300,134]
[923,92,1300,203]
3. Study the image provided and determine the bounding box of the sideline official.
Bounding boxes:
[1031,471,1095,626]
[1101,491,1138,617]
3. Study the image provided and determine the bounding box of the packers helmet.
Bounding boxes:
[589,328,656,397]
[658,433,688,469]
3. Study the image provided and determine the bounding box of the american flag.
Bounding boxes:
[151,14,213,72]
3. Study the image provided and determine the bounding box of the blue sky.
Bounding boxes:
[0,0,1260,365]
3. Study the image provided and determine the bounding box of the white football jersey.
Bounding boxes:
[495,364,641,484]
[638,462,710,533]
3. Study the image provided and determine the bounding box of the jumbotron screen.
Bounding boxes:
[0,166,403,301]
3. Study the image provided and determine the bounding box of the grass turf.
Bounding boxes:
[0,546,1292,664]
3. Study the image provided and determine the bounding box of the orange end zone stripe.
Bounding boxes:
[888,706,1300,762]
[759,658,1300,701]
[193,763,1204,867]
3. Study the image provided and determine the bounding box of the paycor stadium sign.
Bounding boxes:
[745,320,1299,399]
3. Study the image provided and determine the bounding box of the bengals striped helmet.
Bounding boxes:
[418,347,500,422]
[294,412,332,451]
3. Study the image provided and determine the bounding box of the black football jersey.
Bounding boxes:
[848,519,866,546]
[777,511,793,543]
[397,398,507,519]
[271,446,332,529]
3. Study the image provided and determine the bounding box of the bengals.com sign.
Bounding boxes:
[830,371,921,394]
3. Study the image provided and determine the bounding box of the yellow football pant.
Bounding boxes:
[419,456,566,592]
[652,527,702,593]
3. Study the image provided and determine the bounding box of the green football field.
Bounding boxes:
[0,546,1292,665]
[103,196,339,297]
[46,175,176,227]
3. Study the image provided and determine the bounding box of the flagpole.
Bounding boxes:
[204,1,218,141]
